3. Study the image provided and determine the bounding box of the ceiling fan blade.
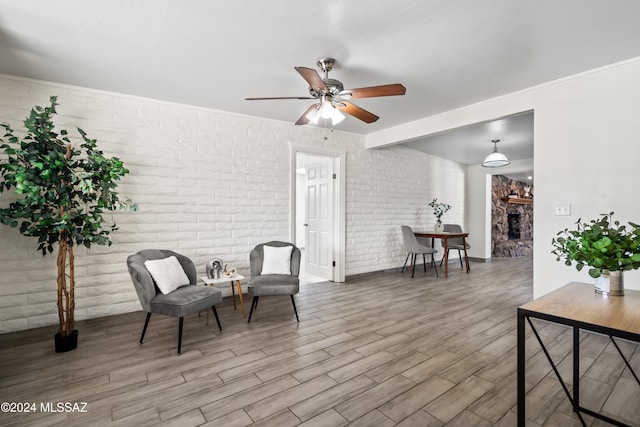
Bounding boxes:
[245,96,315,100]
[295,66,328,93]
[335,101,379,123]
[295,104,318,126]
[340,83,406,99]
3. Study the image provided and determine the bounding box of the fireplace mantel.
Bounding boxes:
[501,197,533,205]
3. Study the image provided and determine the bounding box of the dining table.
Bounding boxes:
[414,231,470,278]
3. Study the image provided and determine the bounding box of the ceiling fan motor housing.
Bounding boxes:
[307,58,343,100]
[309,78,344,99]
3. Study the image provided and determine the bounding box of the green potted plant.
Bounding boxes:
[428,198,451,233]
[0,96,136,352]
[551,212,640,296]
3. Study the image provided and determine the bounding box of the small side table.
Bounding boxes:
[201,274,246,317]
[517,282,640,426]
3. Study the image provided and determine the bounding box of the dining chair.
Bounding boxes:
[400,225,439,278]
[247,241,301,323]
[127,249,223,354]
[440,224,471,271]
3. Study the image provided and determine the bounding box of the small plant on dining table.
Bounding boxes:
[429,198,452,224]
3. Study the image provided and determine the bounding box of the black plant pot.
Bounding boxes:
[54,330,78,353]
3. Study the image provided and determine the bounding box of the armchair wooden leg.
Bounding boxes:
[458,249,464,268]
[247,296,259,323]
[423,254,427,272]
[178,317,184,354]
[140,312,151,344]
[290,295,299,322]
[211,306,222,332]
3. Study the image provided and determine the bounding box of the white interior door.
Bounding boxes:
[305,159,334,280]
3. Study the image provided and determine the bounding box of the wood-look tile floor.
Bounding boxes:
[1,257,639,426]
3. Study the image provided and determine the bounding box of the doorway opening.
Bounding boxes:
[290,147,346,283]
[490,173,534,257]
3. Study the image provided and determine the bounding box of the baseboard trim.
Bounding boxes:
[345,257,482,281]
[346,267,403,281]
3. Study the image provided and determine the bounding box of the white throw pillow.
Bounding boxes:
[261,245,293,275]
[144,256,191,294]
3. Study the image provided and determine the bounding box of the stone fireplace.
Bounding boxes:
[492,175,533,257]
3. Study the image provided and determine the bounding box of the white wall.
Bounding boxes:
[345,146,465,273]
[0,75,466,333]
[366,56,640,298]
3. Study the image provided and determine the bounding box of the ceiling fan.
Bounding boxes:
[245,58,406,125]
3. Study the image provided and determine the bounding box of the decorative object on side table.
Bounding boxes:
[428,198,452,233]
[551,212,640,296]
[0,96,136,352]
[206,259,224,279]
[224,265,237,277]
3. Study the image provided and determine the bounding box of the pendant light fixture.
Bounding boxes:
[482,139,510,168]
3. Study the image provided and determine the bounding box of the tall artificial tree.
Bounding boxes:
[0,96,135,350]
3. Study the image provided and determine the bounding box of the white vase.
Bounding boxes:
[434,221,444,233]
[594,275,610,295]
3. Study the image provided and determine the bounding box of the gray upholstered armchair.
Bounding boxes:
[247,241,301,323]
[127,249,222,354]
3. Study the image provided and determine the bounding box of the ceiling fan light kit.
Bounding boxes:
[304,103,346,126]
[482,139,511,168]
[305,106,320,124]
[330,108,345,125]
[319,99,334,119]
[246,58,406,126]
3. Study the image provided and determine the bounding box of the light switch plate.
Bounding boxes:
[554,203,571,216]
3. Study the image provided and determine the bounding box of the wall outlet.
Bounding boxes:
[554,203,571,216]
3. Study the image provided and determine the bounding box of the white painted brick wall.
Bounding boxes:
[0,75,465,333]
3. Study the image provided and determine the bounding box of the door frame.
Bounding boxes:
[290,144,346,282]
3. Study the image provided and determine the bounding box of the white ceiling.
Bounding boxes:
[1,1,640,165]
[403,110,533,165]
[402,110,535,182]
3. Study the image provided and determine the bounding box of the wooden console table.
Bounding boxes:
[517,282,640,426]
[414,231,470,278]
